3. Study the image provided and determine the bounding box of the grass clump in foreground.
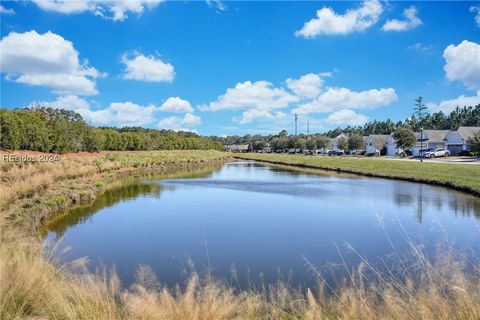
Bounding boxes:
[237,153,480,195]
[2,229,480,319]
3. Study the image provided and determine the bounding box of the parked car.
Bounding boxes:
[398,149,412,157]
[424,147,450,158]
[327,150,344,156]
[317,150,329,155]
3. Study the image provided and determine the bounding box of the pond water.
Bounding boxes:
[44,161,480,288]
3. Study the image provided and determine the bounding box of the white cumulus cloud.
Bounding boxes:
[285,73,331,98]
[33,96,158,126]
[0,30,102,96]
[443,40,480,91]
[200,80,298,111]
[238,110,287,124]
[107,101,157,126]
[14,73,99,96]
[427,91,480,114]
[382,6,422,32]
[122,52,175,82]
[408,42,434,54]
[32,0,163,21]
[0,4,15,14]
[159,97,193,113]
[199,80,298,125]
[183,113,202,126]
[295,0,382,37]
[292,87,398,114]
[326,109,368,126]
[206,0,226,12]
[158,113,201,131]
[32,94,91,110]
[32,0,93,14]
[471,6,480,27]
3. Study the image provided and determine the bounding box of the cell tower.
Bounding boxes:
[307,120,310,136]
[294,114,298,135]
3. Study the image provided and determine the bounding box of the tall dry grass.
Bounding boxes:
[0,155,106,209]
[1,231,123,319]
[2,229,479,319]
[0,150,230,209]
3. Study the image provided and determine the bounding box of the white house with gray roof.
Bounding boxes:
[365,134,390,155]
[412,130,450,156]
[225,144,249,152]
[331,133,348,152]
[386,133,400,156]
[444,126,480,155]
[386,127,480,156]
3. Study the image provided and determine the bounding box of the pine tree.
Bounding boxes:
[414,97,427,122]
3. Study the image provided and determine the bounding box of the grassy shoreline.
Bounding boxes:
[39,164,227,238]
[1,150,231,235]
[235,153,480,196]
[1,151,480,319]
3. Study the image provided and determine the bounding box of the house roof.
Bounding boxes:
[333,133,348,140]
[368,135,390,149]
[323,137,333,146]
[226,144,249,151]
[416,130,449,143]
[457,126,480,140]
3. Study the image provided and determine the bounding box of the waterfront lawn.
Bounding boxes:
[236,153,480,195]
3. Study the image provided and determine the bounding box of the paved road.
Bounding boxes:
[379,156,480,165]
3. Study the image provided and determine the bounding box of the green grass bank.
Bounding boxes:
[235,153,480,196]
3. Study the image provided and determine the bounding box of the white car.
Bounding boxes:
[424,147,450,158]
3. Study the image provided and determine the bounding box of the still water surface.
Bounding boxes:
[45,161,480,287]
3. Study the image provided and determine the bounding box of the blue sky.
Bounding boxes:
[1,1,479,136]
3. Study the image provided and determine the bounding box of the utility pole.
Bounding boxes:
[307,120,310,136]
[294,114,298,136]
[420,127,424,162]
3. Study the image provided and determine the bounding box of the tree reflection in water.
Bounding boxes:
[43,164,224,239]
[393,183,480,221]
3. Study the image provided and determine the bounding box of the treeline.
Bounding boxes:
[0,107,223,153]
[324,105,480,138]
[213,105,480,151]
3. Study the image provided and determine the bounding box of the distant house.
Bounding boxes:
[331,133,348,152]
[342,136,366,155]
[362,136,369,148]
[444,126,480,155]
[365,135,390,155]
[259,143,272,153]
[314,138,333,154]
[412,130,450,156]
[386,133,399,156]
[346,136,369,154]
[225,144,249,153]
